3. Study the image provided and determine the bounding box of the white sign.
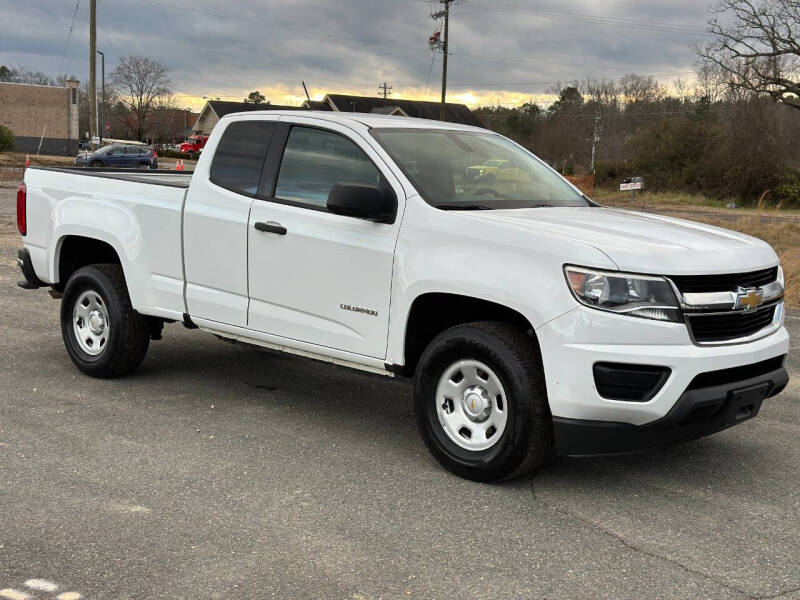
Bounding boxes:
[620,182,643,191]
[91,136,101,146]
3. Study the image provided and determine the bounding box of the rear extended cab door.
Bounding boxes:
[182,116,279,326]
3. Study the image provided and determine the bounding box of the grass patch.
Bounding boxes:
[595,188,800,215]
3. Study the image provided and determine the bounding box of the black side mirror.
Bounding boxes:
[327,182,396,223]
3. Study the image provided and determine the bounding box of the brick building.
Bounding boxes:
[0,80,80,156]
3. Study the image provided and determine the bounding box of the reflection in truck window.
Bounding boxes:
[275,127,382,208]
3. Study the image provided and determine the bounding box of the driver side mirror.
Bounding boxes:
[327,182,396,224]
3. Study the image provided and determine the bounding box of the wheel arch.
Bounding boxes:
[398,292,538,377]
[53,233,126,290]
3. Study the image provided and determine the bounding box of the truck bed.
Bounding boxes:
[30,166,193,188]
[23,166,191,321]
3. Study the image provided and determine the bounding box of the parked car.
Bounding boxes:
[75,144,158,169]
[18,111,789,482]
[465,158,530,184]
[179,134,209,157]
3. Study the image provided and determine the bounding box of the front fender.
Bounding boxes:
[386,196,617,366]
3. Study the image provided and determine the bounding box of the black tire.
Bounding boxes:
[60,264,150,378]
[137,161,150,170]
[414,321,553,482]
[484,173,496,185]
[89,160,104,167]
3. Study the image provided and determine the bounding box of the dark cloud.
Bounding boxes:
[0,0,713,105]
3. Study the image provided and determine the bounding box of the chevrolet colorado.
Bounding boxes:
[16,111,790,481]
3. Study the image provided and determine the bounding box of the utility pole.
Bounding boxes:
[439,0,453,121]
[590,112,602,174]
[89,0,97,149]
[378,82,393,99]
[97,50,105,144]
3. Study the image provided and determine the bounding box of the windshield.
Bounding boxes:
[371,128,589,210]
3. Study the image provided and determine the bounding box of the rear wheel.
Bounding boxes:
[60,264,150,378]
[137,161,150,169]
[414,321,553,482]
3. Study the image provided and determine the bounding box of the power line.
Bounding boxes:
[57,0,82,78]
[136,0,689,74]
[136,0,430,54]
[463,1,708,35]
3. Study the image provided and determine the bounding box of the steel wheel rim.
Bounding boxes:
[435,359,508,452]
[72,289,110,356]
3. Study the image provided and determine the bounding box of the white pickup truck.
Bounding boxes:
[17,111,790,481]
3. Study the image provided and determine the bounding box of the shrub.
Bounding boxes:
[594,160,636,188]
[774,169,800,208]
[0,125,15,152]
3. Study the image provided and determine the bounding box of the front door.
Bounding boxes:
[247,120,403,359]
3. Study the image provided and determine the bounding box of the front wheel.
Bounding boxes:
[61,264,150,378]
[414,322,553,482]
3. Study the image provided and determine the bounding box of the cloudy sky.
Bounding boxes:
[1,0,713,109]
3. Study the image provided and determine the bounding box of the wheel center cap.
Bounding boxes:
[463,385,492,422]
[88,310,105,335]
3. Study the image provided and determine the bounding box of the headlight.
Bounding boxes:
[564,266,682,322]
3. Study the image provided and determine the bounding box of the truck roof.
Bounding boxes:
[222,110,487,132]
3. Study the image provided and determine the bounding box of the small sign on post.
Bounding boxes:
[620,177,645,208]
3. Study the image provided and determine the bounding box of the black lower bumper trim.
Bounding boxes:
[17,248,45,289]
[554,360,789,457]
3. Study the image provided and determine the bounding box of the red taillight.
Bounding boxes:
[17,183,26,236]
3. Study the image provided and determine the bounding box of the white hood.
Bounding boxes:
[465,206,779,275]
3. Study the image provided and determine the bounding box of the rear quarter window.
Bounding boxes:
[210,121,276,197]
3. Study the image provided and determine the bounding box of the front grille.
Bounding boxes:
[687,304,777,343]
[669,267,777,293]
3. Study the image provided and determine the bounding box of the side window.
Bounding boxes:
[274,126,382,209]
[210,120,275,197]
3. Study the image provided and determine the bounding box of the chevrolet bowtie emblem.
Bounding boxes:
[735,288,764,312]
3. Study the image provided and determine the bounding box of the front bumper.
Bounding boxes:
[536,305,790,454]
[553,356,788,455]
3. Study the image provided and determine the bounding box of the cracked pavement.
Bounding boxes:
[1,188,798,599]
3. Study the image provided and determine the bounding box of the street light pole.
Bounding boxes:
[96,50,105,143]
[89,0,97,148]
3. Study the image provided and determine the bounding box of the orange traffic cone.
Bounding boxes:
[25,154,31,169]
[175,159,182,171]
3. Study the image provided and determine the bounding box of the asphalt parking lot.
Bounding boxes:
[1,187,798,599]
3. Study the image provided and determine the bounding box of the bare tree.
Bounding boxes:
[110,55,171,141]
[695,0,800,110]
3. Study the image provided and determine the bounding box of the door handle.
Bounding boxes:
[254,221,287,235]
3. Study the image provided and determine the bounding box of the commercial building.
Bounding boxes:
[0,80,80,155]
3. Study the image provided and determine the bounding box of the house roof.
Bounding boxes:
[206,100,305,118]
[220,110,487,133]
[302,100,333,111]
[323,95,483,127]
[370,106,409,116]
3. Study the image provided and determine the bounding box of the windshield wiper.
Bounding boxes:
[436,204,494,211]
